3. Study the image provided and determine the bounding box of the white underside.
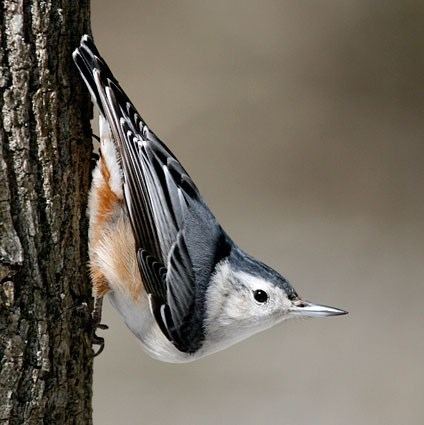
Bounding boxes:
[107,290,198,363]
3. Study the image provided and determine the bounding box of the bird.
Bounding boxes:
[73,35,347,363]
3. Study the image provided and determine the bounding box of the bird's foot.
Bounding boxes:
[92,296,108,357]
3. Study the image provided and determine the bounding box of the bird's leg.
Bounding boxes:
[92,296,108,357]
[89,129,113,356]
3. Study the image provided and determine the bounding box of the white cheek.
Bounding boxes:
[223,292,251,320]
[203,261,233,324]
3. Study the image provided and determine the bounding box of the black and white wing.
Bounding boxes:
[73,36,231,353]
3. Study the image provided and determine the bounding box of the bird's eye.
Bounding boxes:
[253,289,268,303]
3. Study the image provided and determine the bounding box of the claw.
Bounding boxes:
[92,297,108,357]
[92,333,105,357]
[97,323,109,330]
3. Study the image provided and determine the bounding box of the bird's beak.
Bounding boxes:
[289,300,348,317]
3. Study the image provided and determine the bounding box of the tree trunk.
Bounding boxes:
[0,1,93,424]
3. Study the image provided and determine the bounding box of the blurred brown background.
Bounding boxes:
[90,1,424,424]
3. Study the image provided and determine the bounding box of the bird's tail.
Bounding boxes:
[73,35,136,142]
[72,35,170,155]
[73,35,116,117]
[73,34,177,167]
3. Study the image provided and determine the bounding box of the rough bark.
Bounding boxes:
[0,1,93,424]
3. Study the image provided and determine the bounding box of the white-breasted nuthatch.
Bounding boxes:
[73,35,347,363]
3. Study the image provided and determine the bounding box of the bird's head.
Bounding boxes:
[203,248,347,354]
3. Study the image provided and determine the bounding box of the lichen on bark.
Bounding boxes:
[0,1,93,424]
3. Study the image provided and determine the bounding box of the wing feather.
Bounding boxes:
[73,35,231,353]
